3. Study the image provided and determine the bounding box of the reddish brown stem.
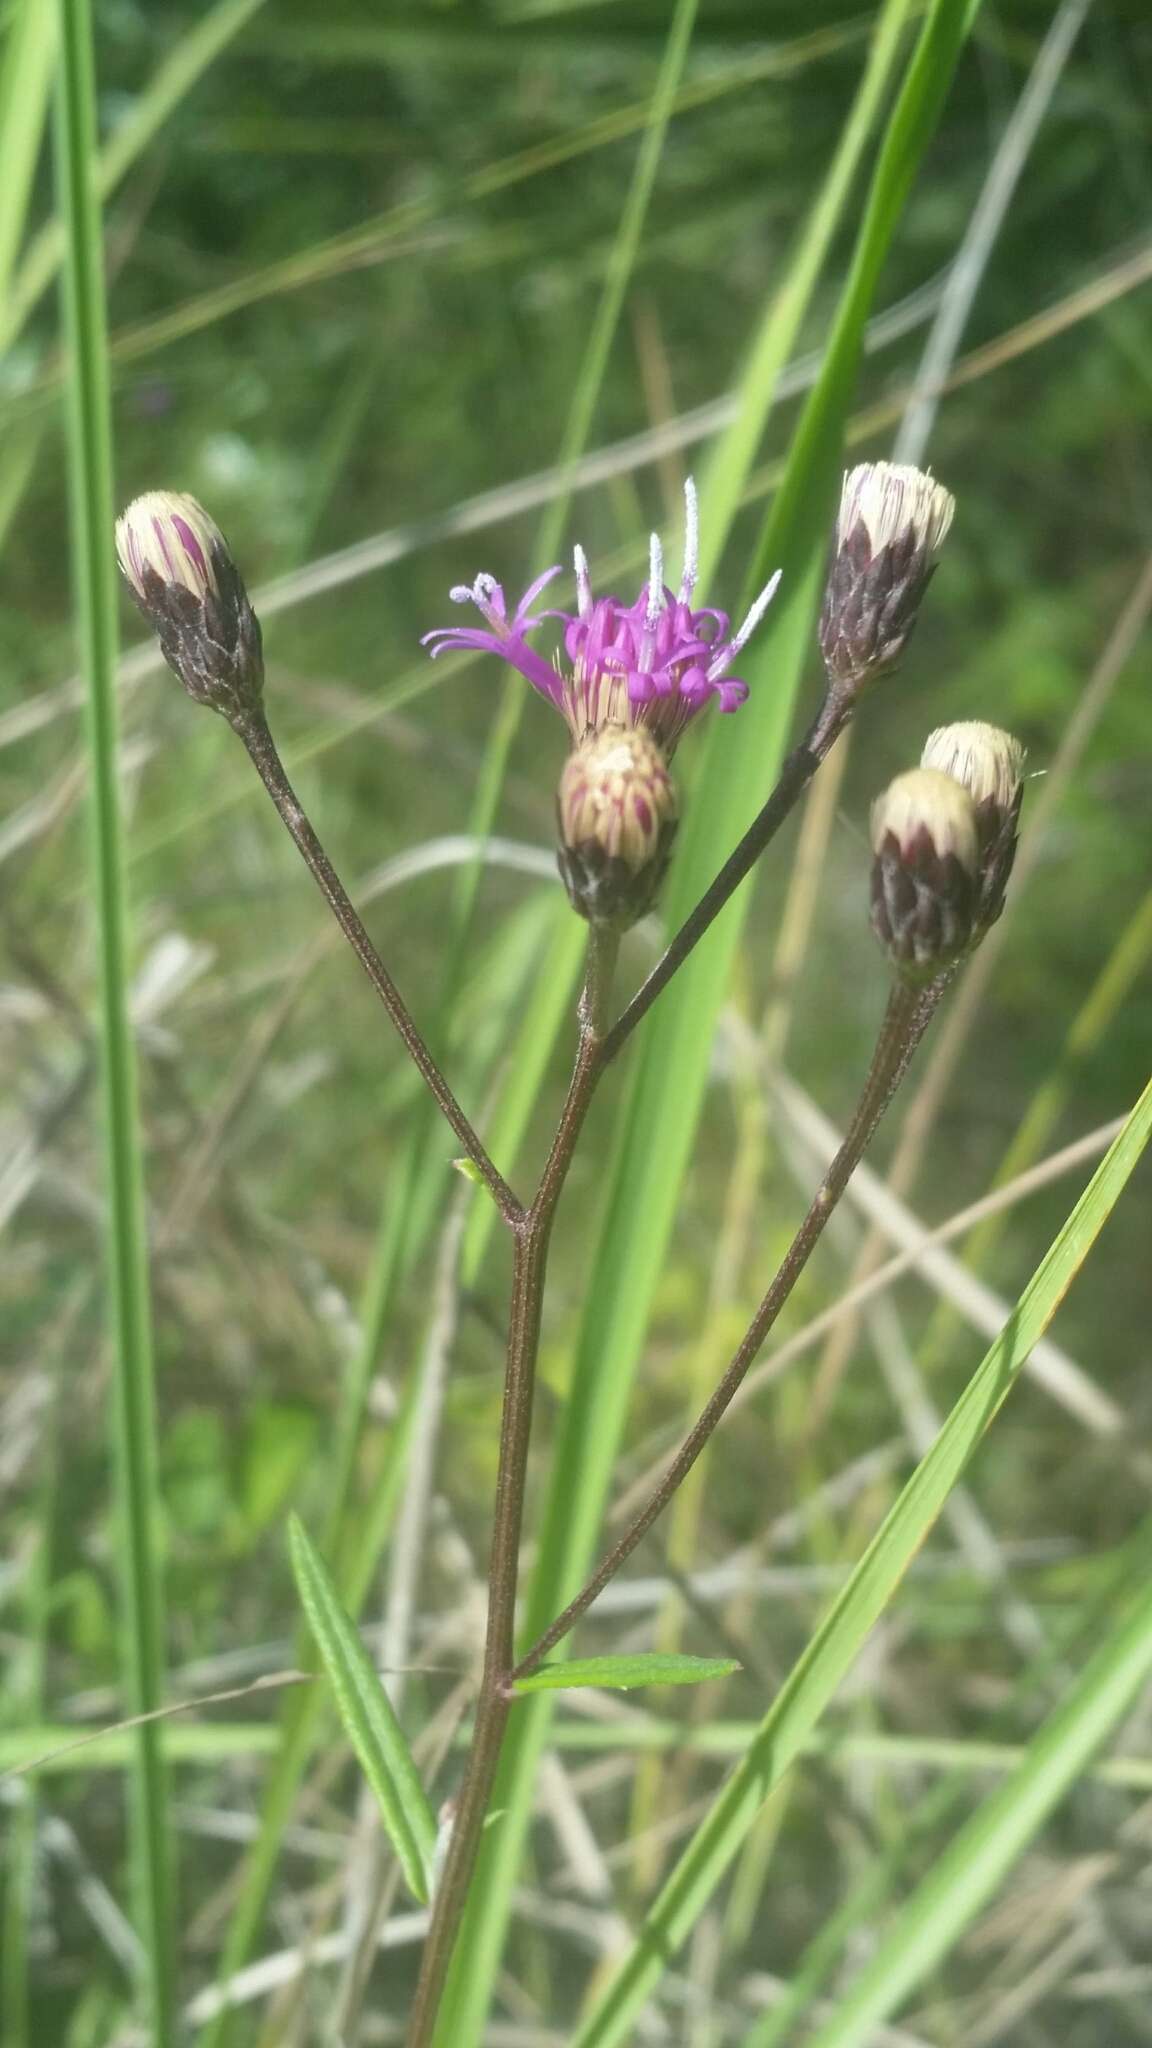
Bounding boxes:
[234,709,521,1225]
[403,930,618,2048]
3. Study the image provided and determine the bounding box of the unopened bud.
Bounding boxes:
[115,492,264,721]
[921,721,1025,931]
[870,767,979,980]
[819,462,955,693]
[556,725,678,930]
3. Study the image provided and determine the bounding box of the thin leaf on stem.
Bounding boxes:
[288,1517,436,1904]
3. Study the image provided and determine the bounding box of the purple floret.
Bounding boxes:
[423,480,780,754]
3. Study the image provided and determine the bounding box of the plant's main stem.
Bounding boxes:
[234,710,521,1224]
[513,971,946,1681]
[404,930,618,2048]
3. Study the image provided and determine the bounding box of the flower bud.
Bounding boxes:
[115,492,264,722]
[556,725,678,930]
[819,462,955,693]
[920,721,1025,931]
[870,767,979,980]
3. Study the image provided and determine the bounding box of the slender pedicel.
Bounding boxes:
[235,714,521,1219]
[599,705,842,1064]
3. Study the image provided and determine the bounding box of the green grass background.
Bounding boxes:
[3,1,1152,2044]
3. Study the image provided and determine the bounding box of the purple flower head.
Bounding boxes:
[422,480,781,755]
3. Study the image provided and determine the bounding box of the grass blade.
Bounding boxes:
[9,20,850,386]
[287,1517,436,1903]
[802,1557,1152,2047]
[6,0,268,352]
[533,0,699,564]
[697,0,914,584]
[572,1072,1152,2048]
[0,0,56,313]
[52,0,173,2035]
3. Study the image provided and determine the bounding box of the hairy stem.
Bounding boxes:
[513,971,946,1680]
[404,928,618,2048]
[601,692,850,1064]
[233,708,522,1224]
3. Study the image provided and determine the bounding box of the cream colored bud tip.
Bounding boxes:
[838,461,955,558]
[115,491,227,603]
[871,767,978,873]
[920,721,1025,813]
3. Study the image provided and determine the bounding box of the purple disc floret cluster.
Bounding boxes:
[422,480,781,754]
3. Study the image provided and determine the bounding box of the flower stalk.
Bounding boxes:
[233,708,522,1224]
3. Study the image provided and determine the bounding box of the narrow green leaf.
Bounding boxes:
[572,1073,1152,2048]
[512,1655,740,1695]
[15,1713,1152,1801]
[53,0,173,2034]
[202,1372,416,2048]
[287,1516,436,1904]
[697,0,914,585]
[0,0,56,313]
[0,1724,280,1775]
[5,0,268,352]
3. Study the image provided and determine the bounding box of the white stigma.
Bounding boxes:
[679,476,699,603]
[573,543,592,620]
[646,530,665,625]
[712,569,782,674]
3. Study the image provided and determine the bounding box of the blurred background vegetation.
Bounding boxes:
[3,1,1152,2043]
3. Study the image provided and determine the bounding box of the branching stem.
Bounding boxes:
[398,696,861,2043]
